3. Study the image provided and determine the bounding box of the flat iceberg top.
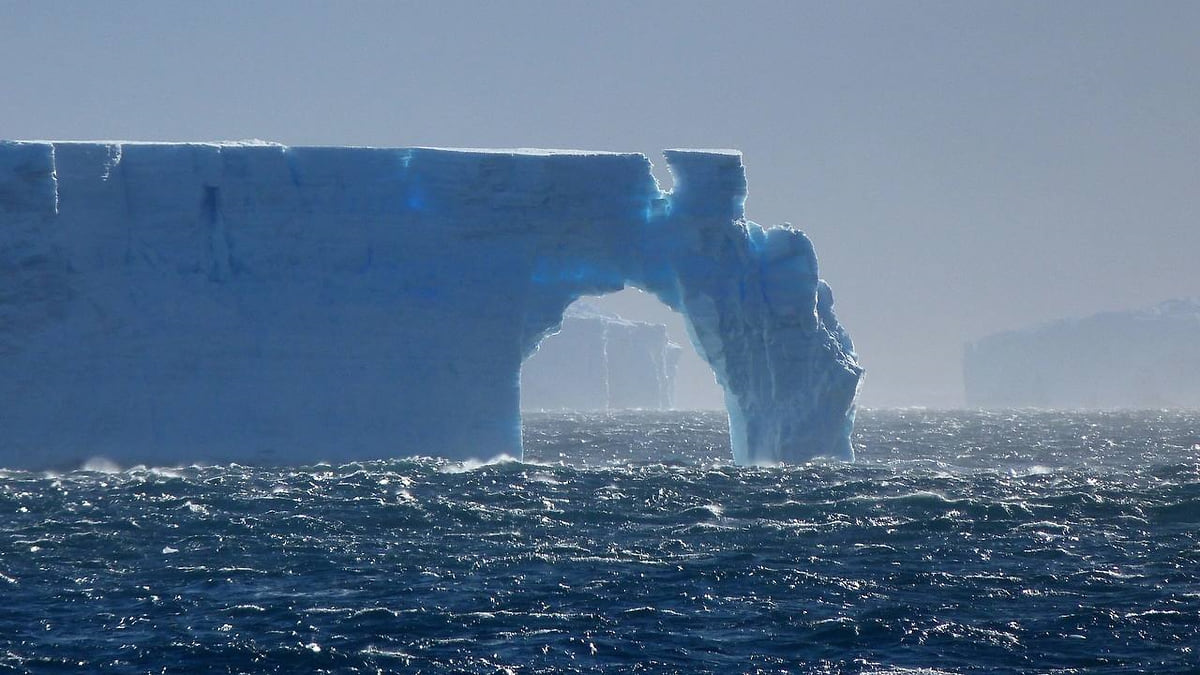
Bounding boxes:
[418,146,639,157]
[663,147,743,156]
[0,140,755,221]
[13,139,287,148]
[978,297,1200,344]
[5,140,739,161]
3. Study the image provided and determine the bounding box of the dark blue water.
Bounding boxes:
[2,410,1198,673]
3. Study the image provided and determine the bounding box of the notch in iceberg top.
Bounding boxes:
[659,149,748,219]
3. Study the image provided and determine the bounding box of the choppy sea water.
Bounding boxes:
[2,410,1198,674]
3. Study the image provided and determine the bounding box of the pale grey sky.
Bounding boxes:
[2,0,1197,406]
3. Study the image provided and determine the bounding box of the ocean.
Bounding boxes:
[2,410,1198,673]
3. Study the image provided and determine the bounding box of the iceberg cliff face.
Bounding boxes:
[520,304,681,411]
[0,141,862,468]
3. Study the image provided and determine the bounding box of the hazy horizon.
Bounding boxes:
[3,0,1196,406]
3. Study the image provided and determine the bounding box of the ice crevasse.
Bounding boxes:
[0,141,862,469]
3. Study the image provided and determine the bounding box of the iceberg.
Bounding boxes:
[965,299,1200,408]
[0,141,862,469]
[521,304,682,411]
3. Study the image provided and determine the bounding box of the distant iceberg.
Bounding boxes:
[965,299,1200,408]
[0,141,862,468]
[521,304,681,411]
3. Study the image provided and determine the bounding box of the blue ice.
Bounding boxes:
[0,141,862,469]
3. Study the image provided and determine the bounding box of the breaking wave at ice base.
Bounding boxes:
[1,409,1198,673]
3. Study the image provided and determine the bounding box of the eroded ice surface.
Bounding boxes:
[0,141,862,468]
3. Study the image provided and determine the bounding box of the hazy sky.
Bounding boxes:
[2,1,1197,406]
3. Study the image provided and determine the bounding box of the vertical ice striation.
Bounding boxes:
[630,151,862,463]
[0,141,862,469]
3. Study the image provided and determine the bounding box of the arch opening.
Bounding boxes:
[519,287,723,413]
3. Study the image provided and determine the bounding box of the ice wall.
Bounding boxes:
[521,304,682,410]
[0,141,862,468]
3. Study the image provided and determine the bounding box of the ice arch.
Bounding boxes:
[0,141,861,469]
